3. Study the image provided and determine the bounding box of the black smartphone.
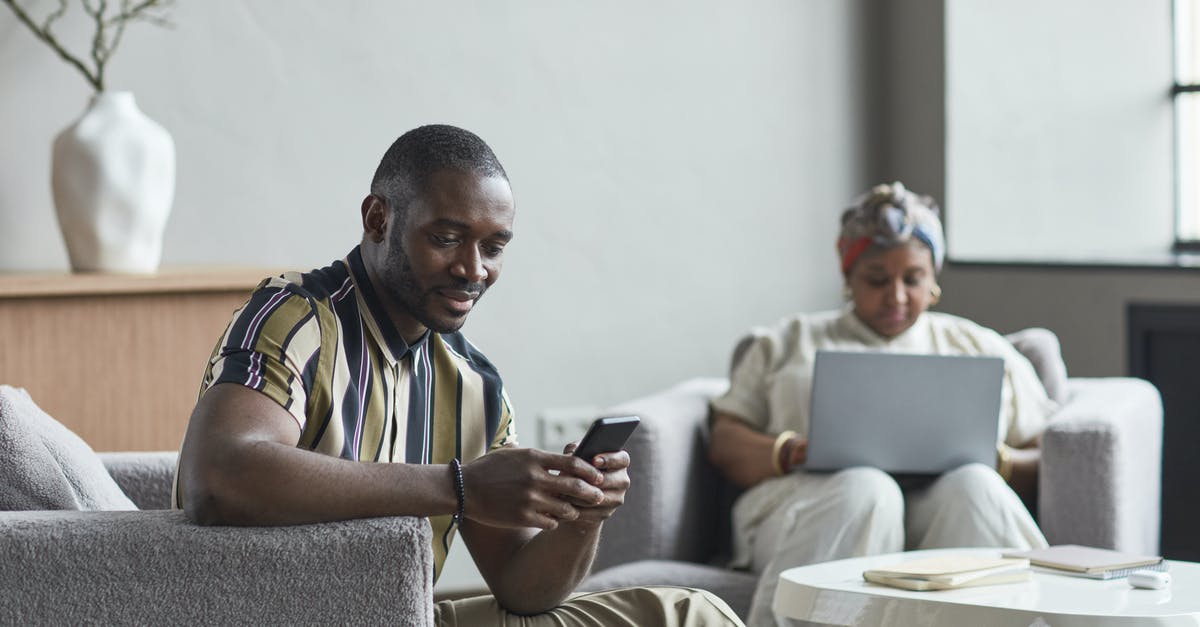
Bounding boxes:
[573,415,640,461]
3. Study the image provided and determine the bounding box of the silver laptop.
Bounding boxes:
[805,350,1004,474]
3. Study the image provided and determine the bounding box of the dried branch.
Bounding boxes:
[108,0,163,24]
[83,0,107,89]
[1,0,172,93]
[44,0,68,33]
[3,0,100,90]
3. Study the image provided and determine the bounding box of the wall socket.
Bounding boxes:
[534,406,599,451]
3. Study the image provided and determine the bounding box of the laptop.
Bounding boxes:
[804,350,1004,475]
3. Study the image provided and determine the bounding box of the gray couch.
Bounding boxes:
[0,329,1164,623]
[578,329,1165,619]
[0,451,436,625]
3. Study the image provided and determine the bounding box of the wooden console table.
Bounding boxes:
[0,269,276,451]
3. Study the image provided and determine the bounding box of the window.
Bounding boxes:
[1176,0,1200,247]
[945,2,1174,263]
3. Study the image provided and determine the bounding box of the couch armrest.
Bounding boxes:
[591,378,729,572]
[1038,377,1162,554]
[0,510,434,626]
[100,451,178,510]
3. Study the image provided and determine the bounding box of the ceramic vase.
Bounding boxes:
[51,91,175,273]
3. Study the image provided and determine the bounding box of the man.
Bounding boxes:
[175,124,742,626]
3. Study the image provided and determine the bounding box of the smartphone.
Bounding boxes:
[573,415,640,461]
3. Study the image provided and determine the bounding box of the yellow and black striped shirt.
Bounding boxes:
[181,246,516,579]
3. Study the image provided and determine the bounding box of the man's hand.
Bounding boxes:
[459,445,629,615]
[560,442,631,528]
[460,447,606,530]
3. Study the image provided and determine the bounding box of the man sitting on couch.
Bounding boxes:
[173,124,741,626]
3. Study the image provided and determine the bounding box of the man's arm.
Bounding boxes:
[457,447,630,616]
[179,383,459,524]
[178,383,605,530]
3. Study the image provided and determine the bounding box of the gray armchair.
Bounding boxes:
[579,330,1164,619]
[0,452,436,625]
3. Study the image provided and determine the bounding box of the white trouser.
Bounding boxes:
[743,463,1047,627]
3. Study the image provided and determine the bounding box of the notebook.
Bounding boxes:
[1002,545,1166,580]
[863,554,1031,591]
[805,350,1005,474]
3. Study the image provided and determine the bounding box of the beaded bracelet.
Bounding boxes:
[449,458,465,526]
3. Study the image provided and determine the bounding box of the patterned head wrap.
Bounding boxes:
[836,181,945,274]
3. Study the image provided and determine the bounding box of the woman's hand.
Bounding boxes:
[779,435,808,472]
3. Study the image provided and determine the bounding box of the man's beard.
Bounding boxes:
[383,241,485,335]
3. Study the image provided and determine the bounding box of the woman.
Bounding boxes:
[708,182,1056,627]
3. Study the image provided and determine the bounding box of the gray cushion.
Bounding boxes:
[99,451,178,510]
[1005,327,1069,404]
[0,509,434,625]
[0,386,136,511]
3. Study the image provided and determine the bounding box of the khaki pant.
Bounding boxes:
[435,586,744,626]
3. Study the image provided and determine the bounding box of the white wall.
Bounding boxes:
[1,1,873,590]
[945,0,1175,262]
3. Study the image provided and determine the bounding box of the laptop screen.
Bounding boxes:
[804,350,1004,475]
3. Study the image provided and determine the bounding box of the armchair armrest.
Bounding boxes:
[591,378,729,572]
[0,510,434,626]
[1038,377,1162,554]
[100,451,178,510]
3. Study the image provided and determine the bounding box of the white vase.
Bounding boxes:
[51,91,175,273]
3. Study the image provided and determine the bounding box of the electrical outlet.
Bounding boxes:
[535,406,599,451]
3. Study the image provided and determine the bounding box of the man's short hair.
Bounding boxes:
[371,124,508,218]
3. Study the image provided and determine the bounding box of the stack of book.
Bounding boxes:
[863,554,1031,591]
[1002,545,1167,580]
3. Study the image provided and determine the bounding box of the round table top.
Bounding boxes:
[774,547,1200,627]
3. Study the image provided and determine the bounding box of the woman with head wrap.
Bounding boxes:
[707,182,1056,627]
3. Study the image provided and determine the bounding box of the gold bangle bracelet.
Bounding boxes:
[772,430,797,475]
[996,443,1015,482]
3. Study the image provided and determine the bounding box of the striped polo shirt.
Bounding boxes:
[178,246,517,579]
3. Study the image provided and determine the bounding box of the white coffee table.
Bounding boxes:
[774,548,1200,626]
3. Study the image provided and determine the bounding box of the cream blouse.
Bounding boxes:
[711,308,1057,452]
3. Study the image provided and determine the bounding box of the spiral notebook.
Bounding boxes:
[1002,545,1166,580]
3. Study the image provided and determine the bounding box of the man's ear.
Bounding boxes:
[361,194,388,242]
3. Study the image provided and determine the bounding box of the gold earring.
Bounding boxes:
[930,284,942,305]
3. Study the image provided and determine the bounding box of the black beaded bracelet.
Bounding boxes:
[449,458,465,526]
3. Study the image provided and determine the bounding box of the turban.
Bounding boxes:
[836,181,945,274]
